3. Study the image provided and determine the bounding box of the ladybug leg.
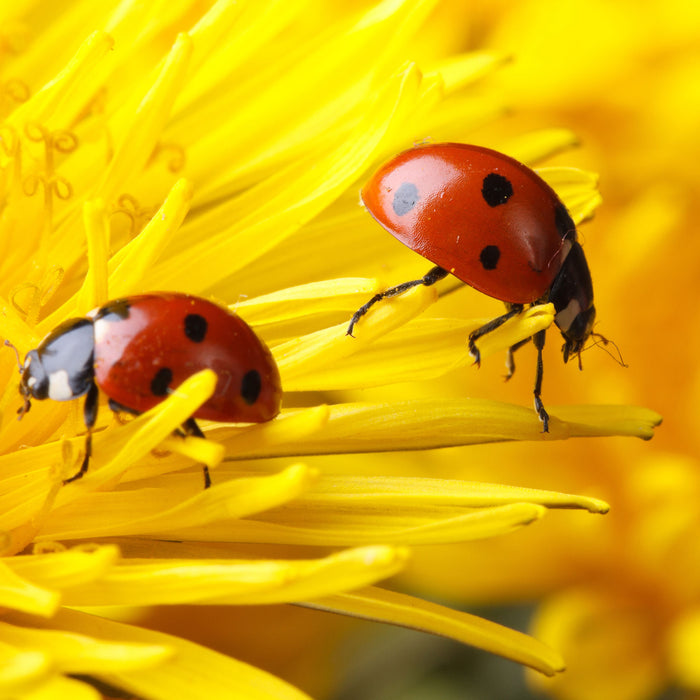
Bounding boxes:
[181,417,211,489]
[468,304,525,367]
[505,337,532,381]
[347,266,448,337]
[532,329,550,432]
[63,382,99,484]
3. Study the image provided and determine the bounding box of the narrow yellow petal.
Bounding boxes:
[96,33,192,203]
[270,474,611,514]
[75,199,109,314]
[308,586,566,676]
[547,404,663,441]
[538,166,602,223]
[233,277,379,326]
[19,608,312,700]
[148,64,424,292]
[58,546,408,606]
[426,51,511,93]
[55,370,218,497]
[0,621,173,673]
[471,304,555,363]
[280,306,552,392]
[19,674,101,700]
[209,405,330,461]
[8,544,119,590]
[669,609,700,688]
[107,178,194,299]
[213,400,660,460]
[8,31,114,128]
[0,649,52,697]
[499,128,580,165]
[277,286,438,385]
[40,464,316,540]
[156,431,224,475]
[183,503,547,547]
[0,561,59,617]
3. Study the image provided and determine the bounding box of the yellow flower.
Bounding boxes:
[0,0,660,698]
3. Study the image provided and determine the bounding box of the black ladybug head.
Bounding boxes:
[547,240,596,363]
[15,349,45,417]
[16,318,95,419]
[560,305,597,363]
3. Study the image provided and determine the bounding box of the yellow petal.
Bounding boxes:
[18,674,101,700]
[8,31,114,129]
[0,621,172,673]
[97,32,192,204]
[499,128,580,165]
[9,608,312,700]
[280,306,553,391]
[8,544,119,590]
[0,560,59,617]
[58,546,408,606]
[55,369,218,497]
[668,608,700,689]
[308,586,565,676]
[265,473,611,513]
[0,648,52,698]
[148,63,424,292]
[40,464,316,540]
[211,400,661,460]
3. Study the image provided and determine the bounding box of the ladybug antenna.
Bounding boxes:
[4,339,23,372]
[4,340,31,419]
[587,332,628,368]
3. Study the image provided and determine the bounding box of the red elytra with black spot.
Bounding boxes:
[90,293,281,422]
[360,143,575,304]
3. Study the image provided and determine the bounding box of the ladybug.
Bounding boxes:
[12,293,282,486]
[348,143,598,431]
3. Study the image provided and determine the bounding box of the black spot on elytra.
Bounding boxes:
[554,202,576,240]
[184,313,208,343]
[479,245,501,270]
[240,369,261,405]
[392,182,420,216]
[150,367,173,396]
[481,173,513,207]
[93,298,131,322]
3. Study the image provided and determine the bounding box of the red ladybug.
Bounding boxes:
[13,293,282,486]
[348,143,598,431]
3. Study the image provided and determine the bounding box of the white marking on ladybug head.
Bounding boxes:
[27,376,37,389]
[47,369,75,401]
[554,298,582,334]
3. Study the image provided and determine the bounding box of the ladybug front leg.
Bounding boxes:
[532,329,550,432]
[347,266,448,337]
[181,417,211,489]
[468,304,525,367]
[63,382,99,484]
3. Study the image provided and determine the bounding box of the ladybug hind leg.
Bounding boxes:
[469,307,550,433]
[532,329,550,432]
[347,266,448,337]
[63,382,99,484]
[181,417,211,489]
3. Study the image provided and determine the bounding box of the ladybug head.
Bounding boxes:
[17,349,48,416]
[547,240,596,364]
[560,305,596,364]
[9,319,96,420]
